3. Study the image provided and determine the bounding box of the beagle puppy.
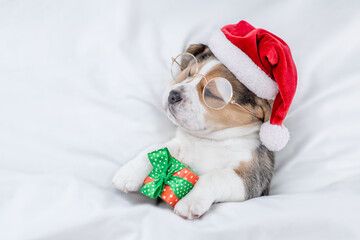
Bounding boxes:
[113,44,274,219]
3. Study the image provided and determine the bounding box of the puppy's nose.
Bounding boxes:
[168,90,182,104]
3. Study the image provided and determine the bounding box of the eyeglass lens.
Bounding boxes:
[171,53,198,83]
[203,77,233,109]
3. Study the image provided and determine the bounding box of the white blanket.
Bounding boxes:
[1,0,360,239]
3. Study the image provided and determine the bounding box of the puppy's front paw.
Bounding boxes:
[174,192,213,219]
[112,164,144,193]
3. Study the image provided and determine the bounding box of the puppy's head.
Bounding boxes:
[163,44,271,135]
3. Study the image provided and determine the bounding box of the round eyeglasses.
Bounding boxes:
[171,52,199,83]
[171,52,259,118]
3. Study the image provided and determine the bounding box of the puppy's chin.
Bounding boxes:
[165,102,206,133]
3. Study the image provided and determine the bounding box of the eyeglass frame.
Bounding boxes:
[171,52,261,120]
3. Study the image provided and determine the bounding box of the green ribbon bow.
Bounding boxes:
[141,147,195,199]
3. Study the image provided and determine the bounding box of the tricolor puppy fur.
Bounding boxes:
[113,21,297,219]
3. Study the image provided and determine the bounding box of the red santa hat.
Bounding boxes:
[208,20,297,151]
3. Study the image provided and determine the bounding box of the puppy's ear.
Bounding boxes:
[181,44,209,68]
[185,44,207,57]
[262,100,272,122]
[254,98,272,122]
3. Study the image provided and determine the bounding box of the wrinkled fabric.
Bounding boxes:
[1,0,360,239]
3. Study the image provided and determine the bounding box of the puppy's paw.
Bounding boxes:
[112,164,144,193]
[174,193,213,219]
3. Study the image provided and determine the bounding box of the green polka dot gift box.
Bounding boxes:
[140,148,199,207]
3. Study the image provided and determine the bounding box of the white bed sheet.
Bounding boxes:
[1,0,360,239]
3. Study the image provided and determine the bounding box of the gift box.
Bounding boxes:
[140,147,198,207]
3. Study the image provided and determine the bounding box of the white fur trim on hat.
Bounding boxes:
[208,30,278,100]
[260,121,289,151]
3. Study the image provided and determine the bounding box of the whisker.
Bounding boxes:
[169,105,177,120]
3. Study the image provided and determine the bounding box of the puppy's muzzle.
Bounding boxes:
[168,90,182,105]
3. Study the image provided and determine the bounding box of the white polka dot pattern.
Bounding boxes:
[140,148,199,206]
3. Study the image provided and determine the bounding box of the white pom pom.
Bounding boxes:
[260,121,290,151]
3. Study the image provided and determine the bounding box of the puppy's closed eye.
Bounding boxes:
[204,88,223,101]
